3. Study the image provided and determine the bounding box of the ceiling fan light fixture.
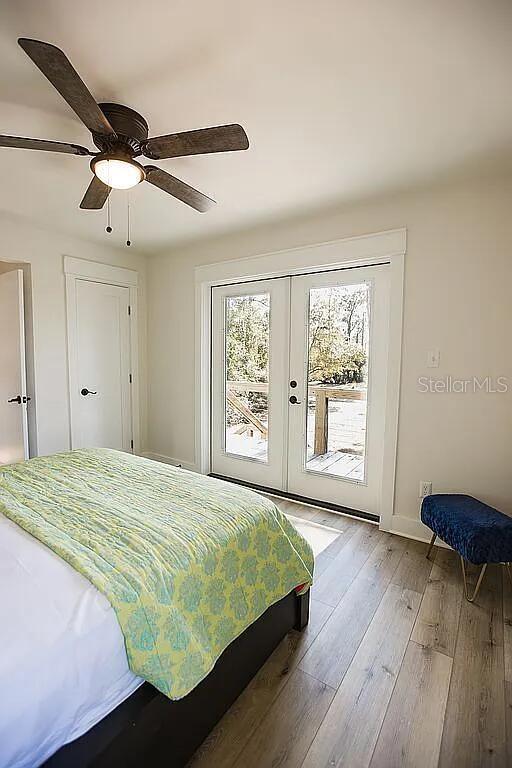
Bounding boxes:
[91,154,145,190]
[6,39,249,217]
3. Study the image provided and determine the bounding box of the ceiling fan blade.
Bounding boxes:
[145,166,215,212]
[0,134,90,155]
[79,175,111,209]
[18,38,115,137]
[143,124,249,160]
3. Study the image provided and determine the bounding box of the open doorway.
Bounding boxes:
[0,260,35,464]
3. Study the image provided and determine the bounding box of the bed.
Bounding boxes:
[0,450,313,768]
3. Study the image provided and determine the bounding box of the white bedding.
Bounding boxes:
[0,514,143,768]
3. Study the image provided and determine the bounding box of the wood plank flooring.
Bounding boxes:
[189,499,511,768]
[306,450,365,481]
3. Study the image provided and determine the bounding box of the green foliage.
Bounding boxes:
[226,295,269,382]
[224,284,368,421]
[308,285,368,384]
[309,340,366,385]
[226,295,269,426]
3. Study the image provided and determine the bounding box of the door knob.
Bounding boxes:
[289,395,301,404]
[290,380,297,388]
[81,388,98,396]
[8,395,22,404]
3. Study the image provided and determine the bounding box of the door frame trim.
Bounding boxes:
[64,256,141,454]
[194,228,406,532]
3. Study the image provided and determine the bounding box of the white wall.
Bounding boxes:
[0,214,148,457]
[147,172,512,535]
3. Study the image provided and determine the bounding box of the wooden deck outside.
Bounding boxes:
[226,381,366,479]
[307,450,364,481]
[308,385,366,456]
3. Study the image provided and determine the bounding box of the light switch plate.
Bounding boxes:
[427,349,440,368]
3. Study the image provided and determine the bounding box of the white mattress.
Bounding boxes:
[0,514,143,768]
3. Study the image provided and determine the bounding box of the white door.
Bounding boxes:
[287,266,390,516]
[70,280,132,451]
[211,278,290,488]
[210,265,391,518]
[0,270,29,464]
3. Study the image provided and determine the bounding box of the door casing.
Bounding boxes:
[65,256,141,453]
[195,229,406,532]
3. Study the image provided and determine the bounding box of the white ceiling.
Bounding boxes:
[1,0,511,253]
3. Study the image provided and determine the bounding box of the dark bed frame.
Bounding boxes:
[44,589,310,768]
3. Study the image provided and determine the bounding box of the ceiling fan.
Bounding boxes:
[0,38,249,213]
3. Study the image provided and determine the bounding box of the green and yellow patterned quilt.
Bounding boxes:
[0,449,313,699]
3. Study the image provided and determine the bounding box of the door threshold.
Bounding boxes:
[208,474,379,524]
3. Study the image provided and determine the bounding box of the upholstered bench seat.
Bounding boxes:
[421,493,512,602]
[421,494,512,564]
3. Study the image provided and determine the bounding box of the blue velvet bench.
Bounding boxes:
[421,494,512,602]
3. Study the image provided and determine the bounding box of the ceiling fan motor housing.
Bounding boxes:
[93,103,149,157]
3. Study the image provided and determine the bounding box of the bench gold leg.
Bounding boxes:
[460,557,487,603]
[426,532,437,560]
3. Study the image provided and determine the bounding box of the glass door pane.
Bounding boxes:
[211,277,289,490]
[225,293,270,461]
[305,282,370,481]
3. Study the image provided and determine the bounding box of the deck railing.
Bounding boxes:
[226,381,366,456]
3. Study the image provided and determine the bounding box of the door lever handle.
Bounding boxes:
[289,395,301,405]
[8,395,22,404]
[81,388,98,396]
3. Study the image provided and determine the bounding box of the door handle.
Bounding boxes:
[289,395,301,404]
[8,395,22,404]
[81,388,98,396]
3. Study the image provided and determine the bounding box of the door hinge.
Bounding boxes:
[129,373,132,384]
[130,439,134,450]
[128,305,132,316]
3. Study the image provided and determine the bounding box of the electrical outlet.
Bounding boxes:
[419,481,432,498]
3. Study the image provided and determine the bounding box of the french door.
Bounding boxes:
[211,265,390,517]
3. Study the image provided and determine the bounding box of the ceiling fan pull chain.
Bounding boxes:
[126,191,131,247]
[106,192,112,233]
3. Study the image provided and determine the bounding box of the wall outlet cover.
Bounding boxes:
[420,481,433,498]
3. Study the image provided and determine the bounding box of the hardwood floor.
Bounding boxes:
[189,499,511,768]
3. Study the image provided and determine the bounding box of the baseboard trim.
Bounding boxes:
[142,452,198,474]
[388,513,451,549]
